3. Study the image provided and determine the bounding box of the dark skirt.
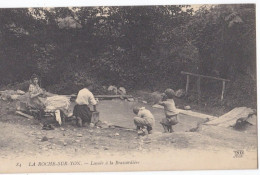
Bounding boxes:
[73,104,92,124]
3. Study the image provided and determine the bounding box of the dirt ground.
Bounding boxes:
[0,99,257,162]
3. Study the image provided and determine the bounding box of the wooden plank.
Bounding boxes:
[66,94,132,99]
[197,77,201,103]
[206,107,246,125]
[109,125,136,131]
[63,94,76,98]
[152,104,215,120]
[95,95,132,99]
[185,75,190,95]
[205,107,255,127]
[221,81,226,101]
[181,71,230,82]
[16,111,34,119]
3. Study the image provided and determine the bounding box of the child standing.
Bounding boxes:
[159,89,179,133]
[133,106,155,135]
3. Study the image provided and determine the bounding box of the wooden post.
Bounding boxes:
[221,81,226,101]
[197,77,201,103]
[185,75,190,95]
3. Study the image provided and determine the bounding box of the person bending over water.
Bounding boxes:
[133,106,155,135]
[73,84,97,127]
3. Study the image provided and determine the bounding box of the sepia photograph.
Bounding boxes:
[0,1,258,173]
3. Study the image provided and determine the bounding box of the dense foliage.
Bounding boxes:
[0,4,256,108]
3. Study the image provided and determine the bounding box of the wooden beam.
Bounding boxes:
[95,95,132,99]
[109,125,136,131]
[66,94,132,99]
[16,111,34,119]
[181,71,230,82]
[221,81,226,101]
[185,75,190,95]
[197,77,201,104]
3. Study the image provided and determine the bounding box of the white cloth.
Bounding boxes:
[75,88,97,105]
[138,107,154,121]
[55,110,62,125]
[136,107,155,127]
[44,95,70,112]
[159,99,179,116]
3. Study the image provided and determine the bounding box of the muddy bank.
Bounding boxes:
[0,100,257,161]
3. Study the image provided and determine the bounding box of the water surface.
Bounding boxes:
[94,99,205,132]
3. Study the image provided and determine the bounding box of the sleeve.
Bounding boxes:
[28,85,36,98]
[89,92,97,105]
[29,84,33,92]
[158,101,165,106]
[28,85,35,94]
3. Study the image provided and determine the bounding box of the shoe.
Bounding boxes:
[42,124,54,130]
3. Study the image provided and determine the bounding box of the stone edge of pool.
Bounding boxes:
[178,109,215,120]
[152,104,215,120]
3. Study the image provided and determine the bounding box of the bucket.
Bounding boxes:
[91,111,100,124]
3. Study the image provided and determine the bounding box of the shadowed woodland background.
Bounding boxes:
[0,4,256,109]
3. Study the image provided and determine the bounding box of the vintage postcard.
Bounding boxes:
[0,1,258,174]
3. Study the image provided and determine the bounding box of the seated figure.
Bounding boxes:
[28,74,47,110]
[27,74,70,126]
